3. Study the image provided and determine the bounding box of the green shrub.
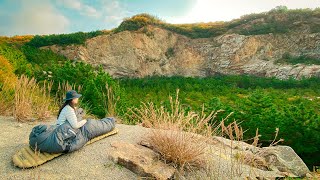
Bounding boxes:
[21,45,67,65]
[26,31,106,48]
[0,43,33,76]
[114,13,162,33]
[165,47,175,58]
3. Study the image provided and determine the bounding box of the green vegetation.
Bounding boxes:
[26,31,106,48]
[23,46,122,117]
[165,47,175,58]
[113,6,320,38]
[114,13,162,33]
[0,43,32,76]
[118,75,320,168]
[0,42,122,117]
[275,52,320,65]
[1,40,319,168]
[24,6,320,48]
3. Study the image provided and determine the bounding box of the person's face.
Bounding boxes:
[72,98,79,104]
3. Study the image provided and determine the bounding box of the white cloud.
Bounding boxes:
[58,0,101,18]
[83,5,101,18]
[1,0,69,36]
[60,0,82,10]
[101,0,131,28]
[55,0,131,29]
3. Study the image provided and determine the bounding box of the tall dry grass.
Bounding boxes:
[0,75,54,122]
[206,119,284,179]
[129,89,222,171]
[13,75,53,122]
[103,83,120,117]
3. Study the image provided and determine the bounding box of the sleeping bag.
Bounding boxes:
[29,117,115,153]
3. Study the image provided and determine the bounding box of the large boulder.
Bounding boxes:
[212,136,310,177]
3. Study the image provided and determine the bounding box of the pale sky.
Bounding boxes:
[0,0,319,36]
[169,0,320,23]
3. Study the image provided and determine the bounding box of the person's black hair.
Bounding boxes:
[57,99,76,118]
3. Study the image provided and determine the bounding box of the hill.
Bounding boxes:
[18,6,320,80]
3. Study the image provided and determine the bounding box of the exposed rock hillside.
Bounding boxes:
[44,25,320,79]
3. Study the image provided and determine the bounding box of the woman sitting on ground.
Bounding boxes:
[29,90,116,153]
[56,90,87,128]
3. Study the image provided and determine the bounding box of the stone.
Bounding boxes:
[260,146,310,177]
[211,136,310,178]
[108,141,176,180]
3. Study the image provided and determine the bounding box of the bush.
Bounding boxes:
[0,43,32,76]
[26,31,106,47]
[0,55,17,89]
[114,13,162,33]
[36,61,120,118]
[21,45,67,65]
[165,47,175,58]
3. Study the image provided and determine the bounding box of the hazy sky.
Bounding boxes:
[0,0,319,36]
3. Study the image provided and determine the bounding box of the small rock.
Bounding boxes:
[108,141,175,180]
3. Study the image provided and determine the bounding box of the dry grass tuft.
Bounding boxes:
[220,117,286,176]
[129,89,222,171]
[55,81,82,107]
[146,129,208,171]
[103,83,120,117]
[13,75,53,122]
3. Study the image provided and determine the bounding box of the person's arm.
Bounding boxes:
[75,108,85,122]
[65,106,87,129]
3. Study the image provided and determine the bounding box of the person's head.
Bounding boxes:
[57,90,82,118]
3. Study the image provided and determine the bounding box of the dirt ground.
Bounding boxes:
[0,115,143,180]
[2,115,314,180]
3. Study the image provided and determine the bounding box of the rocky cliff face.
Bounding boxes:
[44,26,320,79]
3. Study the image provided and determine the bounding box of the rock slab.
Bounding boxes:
[108,141,176,180]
